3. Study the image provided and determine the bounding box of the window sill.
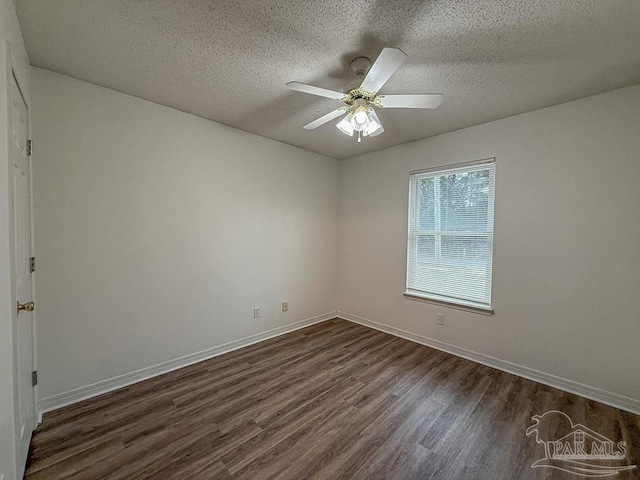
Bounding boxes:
[403,291,494,316]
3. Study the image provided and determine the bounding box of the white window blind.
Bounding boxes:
[406,160,496,310]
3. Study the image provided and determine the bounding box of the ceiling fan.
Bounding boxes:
[286,47,443,142]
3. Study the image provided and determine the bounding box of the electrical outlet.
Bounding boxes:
[437,313,445,325]
[253,307,260,318]
[282,301,288,312]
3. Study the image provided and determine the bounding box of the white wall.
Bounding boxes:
[31,68,338,401]
[0,0,30,478]
[338,84,640,404]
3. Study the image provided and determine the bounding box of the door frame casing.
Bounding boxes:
[4,39,38,480]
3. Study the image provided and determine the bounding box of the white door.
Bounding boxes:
[11,71,36,469]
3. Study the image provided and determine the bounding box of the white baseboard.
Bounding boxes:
[337,311,640,415]
[38,311,337,414]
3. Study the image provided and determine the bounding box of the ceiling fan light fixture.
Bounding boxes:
[353,109,368,125]
[336,104,383,139]
[350,105,371,132]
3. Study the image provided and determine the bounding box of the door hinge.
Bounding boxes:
[30,256,35,273]
[27,139,33,156]
[32,371,38,387]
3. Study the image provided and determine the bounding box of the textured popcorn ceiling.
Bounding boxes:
[17,0,640,159]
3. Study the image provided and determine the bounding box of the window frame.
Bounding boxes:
[404,158,496,314]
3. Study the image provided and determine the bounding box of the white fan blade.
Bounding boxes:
[368,109,384,136]
[303,108,346,129]
[378,94,443,109]
[359,48,407,93]
[286,82,345,100]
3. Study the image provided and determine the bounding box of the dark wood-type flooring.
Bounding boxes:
[26,319,640,479]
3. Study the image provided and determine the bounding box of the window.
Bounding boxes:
[406,160,496,311]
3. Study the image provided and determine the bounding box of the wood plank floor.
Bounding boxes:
[26,319,640,479]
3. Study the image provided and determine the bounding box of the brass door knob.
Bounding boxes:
[17,301,34,313]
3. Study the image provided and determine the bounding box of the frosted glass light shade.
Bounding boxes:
[336,115,354,136]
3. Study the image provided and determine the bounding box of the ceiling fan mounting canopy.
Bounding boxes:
[343,57,371,93]
[286,47,443,142]
[350,56,372,79]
